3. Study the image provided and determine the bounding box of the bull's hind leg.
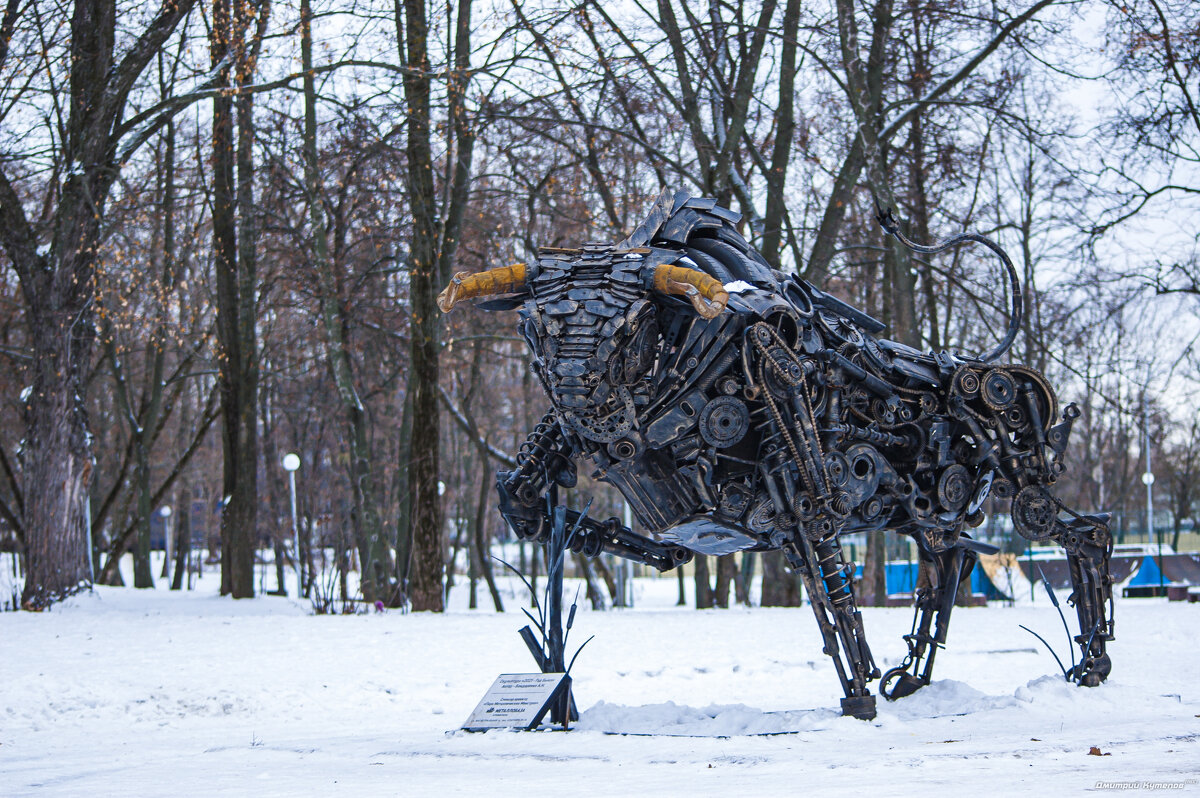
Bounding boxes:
[780,531,880,719]
[1052,511,1114,686]
[881,534,988,700]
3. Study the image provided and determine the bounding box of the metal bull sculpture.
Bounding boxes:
[438,189,1114,720]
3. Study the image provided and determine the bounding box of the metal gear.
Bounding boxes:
[936,464,972,513]
[607,436,643,461]
[859,495,885,523]
[1004,404,1028,431]
[980,368,1017,411]
[1012,484,1056,541]
[762,346,801,399]
[992,477,1015,499]
[952,366,981,398]
[824,451,850,488]
[699,395,750,448]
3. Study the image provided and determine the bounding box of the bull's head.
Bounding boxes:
[437,254,729,435]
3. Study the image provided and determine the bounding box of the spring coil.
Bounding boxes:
[515,411,561,474]
[814,537,854,607]
[505,411,567,509]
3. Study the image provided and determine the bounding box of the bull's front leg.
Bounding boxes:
[497,412,693,573]
[495,412,579,724]
[749,330,880,718]
[496,411,577,543]
[781,530,881,719]
[763,464,880,720]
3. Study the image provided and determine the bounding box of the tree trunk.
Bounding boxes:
[736,552,754,605]
[399,0,445,611]
[473,457,503,612]
[6,0,197,608]
[20,328,93,607]
[836,0,920,348]
[713,552,736,608]
[467,469,478,610]
[171,487,189,590]
[906,0,938,351]
[807,138,865,284]
[213,0,256,598]
[575,553,605,611]
[593,554,618,604]
[761,0,801,269]
[394,385,413,597]
[694,554,714,608]
[760,551,802,606]
[860,532,887,606]
[117,118,177,589]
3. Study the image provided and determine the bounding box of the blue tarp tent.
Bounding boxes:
[1127,555,1163,587]
[852,560,1012,600]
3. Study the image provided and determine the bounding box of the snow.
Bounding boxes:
[2,563,1198,796]
[724,280,755,293]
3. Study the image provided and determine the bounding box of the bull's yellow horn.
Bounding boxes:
[652,264,729,320]
[437,263,528,312]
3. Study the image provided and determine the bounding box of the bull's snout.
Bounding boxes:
[549,359,609,409]
[553,375,591,409]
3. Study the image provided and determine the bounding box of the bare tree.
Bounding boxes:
[397,0,479,611]
[0,0,198,607]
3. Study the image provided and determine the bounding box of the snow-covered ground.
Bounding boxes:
[2,567,1198,796]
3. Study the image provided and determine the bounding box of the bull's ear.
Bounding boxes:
[437,263,528,312]
[474,297,526,311]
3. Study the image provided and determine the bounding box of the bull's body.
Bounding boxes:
[439,190,1114,719]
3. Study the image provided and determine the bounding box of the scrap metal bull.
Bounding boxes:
[437,189,1114,720]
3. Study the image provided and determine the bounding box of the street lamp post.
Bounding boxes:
[1142,468,1161,594]
[283,453,302,599]
[620,500,634,608]
[159,505,172,581]
[1143,398,1163,595]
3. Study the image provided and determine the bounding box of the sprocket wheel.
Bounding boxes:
[981,369,1017,411]
[952,365,981,399]
[1012,484,1056,541]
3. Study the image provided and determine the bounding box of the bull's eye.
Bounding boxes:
[520,317,543,358]
[609,315,659,385]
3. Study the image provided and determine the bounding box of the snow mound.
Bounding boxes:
[880,678,1017,720]
[1015,673,1080,704]
[576,700,838,736]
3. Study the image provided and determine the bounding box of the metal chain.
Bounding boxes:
[749,322,830,498]
[757,360,814,495]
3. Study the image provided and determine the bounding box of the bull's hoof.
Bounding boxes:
[881,668,928,700]
[840,694,877,720]
[1073,653,1111,687]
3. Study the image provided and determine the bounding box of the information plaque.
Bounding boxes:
[462,673,571,731]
